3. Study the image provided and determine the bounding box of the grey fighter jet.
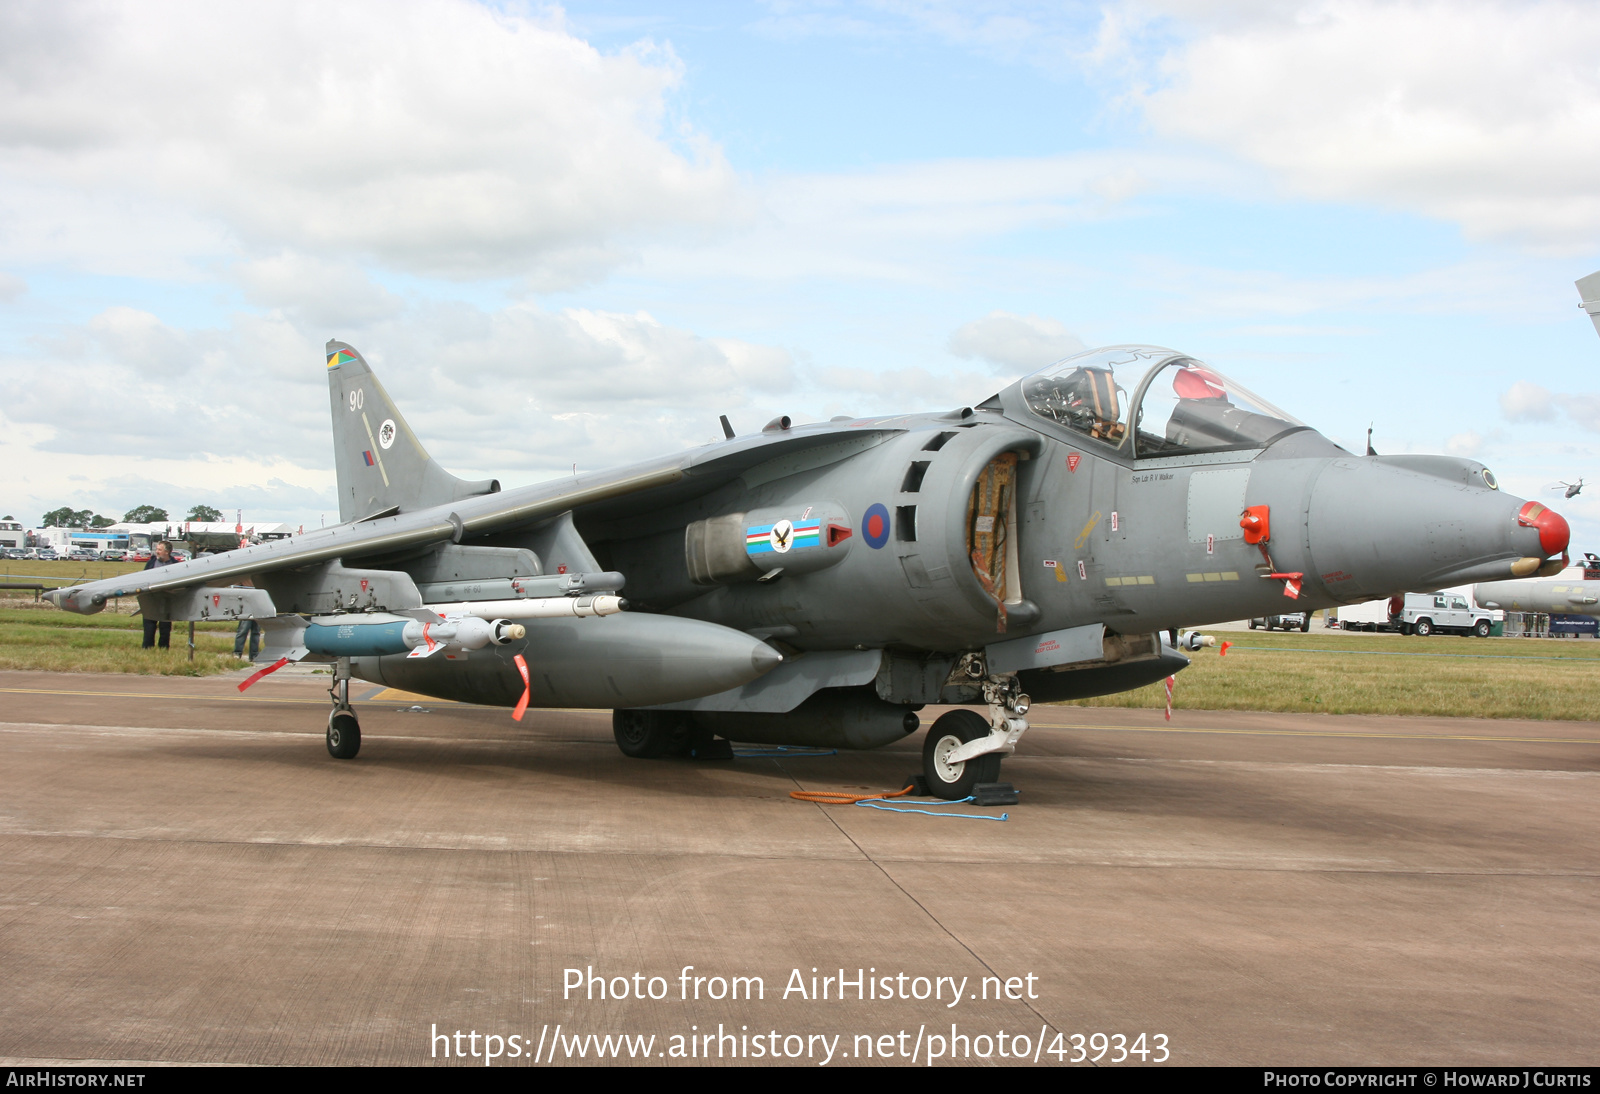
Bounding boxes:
[46,340,1570,799]
[1473,555,1600,617]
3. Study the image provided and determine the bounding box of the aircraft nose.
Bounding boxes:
[1303,457,1564,600]
[1518,500,1570,558]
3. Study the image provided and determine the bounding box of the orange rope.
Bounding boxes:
[791,785,916,805]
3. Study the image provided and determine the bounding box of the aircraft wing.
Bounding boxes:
[45,422,904,615]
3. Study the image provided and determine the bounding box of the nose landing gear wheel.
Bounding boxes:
[922,709,1002,801]
[327,709,361,759]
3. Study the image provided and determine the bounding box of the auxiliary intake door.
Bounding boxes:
[967,452,1022,631]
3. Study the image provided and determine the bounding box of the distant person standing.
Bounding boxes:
[141,540,179,649]
[232,578,260,660]
[233,618,261,660]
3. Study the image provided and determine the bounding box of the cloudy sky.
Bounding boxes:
[2,0,1599,544]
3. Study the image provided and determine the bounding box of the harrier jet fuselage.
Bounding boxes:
[46,342,1569,798]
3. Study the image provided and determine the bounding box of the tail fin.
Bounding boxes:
[325,341,499,523]
[1579,271,1600,341]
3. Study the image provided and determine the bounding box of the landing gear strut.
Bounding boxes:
[922,656,1029,801]
[326,657,361,759]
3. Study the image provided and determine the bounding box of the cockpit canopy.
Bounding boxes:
[1018,345,1305,458]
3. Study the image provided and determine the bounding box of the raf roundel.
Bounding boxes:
[862,503,890,549]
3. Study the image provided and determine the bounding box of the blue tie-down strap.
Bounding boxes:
[853,796,1008,821]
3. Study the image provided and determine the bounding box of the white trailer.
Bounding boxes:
[1335,599,1398,631]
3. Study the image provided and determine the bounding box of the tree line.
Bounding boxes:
[38,504,226,528]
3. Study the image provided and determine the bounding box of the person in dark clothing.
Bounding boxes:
[233,618,261,660]
[141,540,179,649]
[230,577,260,660]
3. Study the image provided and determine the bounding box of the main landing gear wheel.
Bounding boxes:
[922,709,1002,801]
[327,709,361,759]
[612,709,691,758]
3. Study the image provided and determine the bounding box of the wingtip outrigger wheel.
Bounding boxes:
[326,656,361,759]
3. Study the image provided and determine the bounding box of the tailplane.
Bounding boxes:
[325,340,499,523]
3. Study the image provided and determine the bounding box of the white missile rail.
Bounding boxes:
[407,596,627,658]
[421,594,626,621]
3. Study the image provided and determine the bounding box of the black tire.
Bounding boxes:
[1474,619,1491,638]
[1414,618,1433,637]
[612,709,690,759]
[1300,617,1311,632]
[922,709,1002,801]
[327,710,360,759]
[1248,619,1258,630]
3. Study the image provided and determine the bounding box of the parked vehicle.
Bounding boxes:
[1338,592,1494,636]
[1395,591,1494,636]
[1250,612,1310,631]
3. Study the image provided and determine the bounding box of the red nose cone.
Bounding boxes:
[1518,501,1571,557]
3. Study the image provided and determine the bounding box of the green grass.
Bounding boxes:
[0,598,249,676]
[0,559,149,587]
[4,587,1598,715]
[1064,630,1600,721]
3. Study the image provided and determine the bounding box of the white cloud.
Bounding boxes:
[1130,0,1600,251]
[948,310,1085,372]
[0,1,734,280]
[1500,380,1555,421]
[0,271,24,302]
[237,255,402,329]
[1498,380,1600,434]
[1557,393,1600,433]
[637,150,1239,290]
[814,364,1004,410]
[0,299,799,508]
[1444,431,1484,458]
